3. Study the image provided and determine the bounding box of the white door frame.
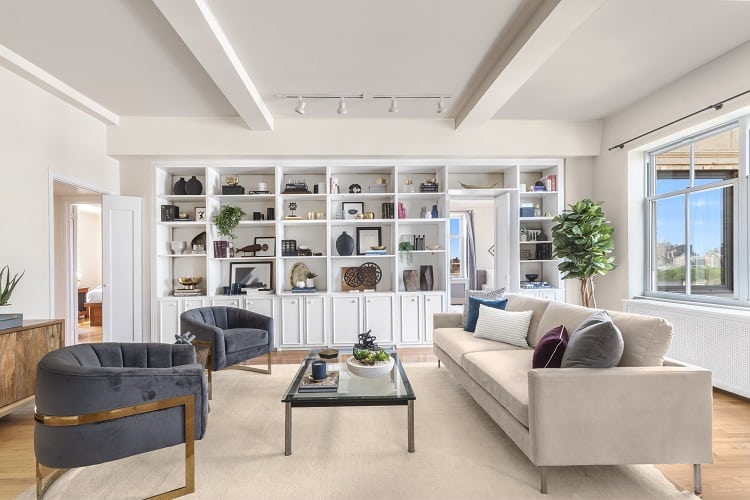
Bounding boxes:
[49,172,110,346]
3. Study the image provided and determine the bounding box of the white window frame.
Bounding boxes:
[449,212,467,280]
[645,118,750,306]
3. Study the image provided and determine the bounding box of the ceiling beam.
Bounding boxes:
[455,0,606,129]
[0,43,119,125]
[153,0,273,130]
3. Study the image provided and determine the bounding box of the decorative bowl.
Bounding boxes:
[459,181,498,190]
[363,211,375,219]
[170,240,187,254]
[426,244,442,250]
[346,356,395,378]
[370,245,386,250]
[525,273,539,282]
[178,277,202,290]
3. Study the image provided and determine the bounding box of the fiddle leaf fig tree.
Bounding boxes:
[551,198,616,308]
[213,205,246,239]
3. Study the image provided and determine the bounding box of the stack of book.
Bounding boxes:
[298,370,339,392]
[291,286,317,293]
[174,288,205,297]
[213,241,229,258]
[365,249,387,256]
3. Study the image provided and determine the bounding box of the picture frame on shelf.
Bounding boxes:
[194,206,206,222]
[356,226,382,255]
[342,202,364,220]
[254,236,275,257]
[229,261,274,291]
[520,249,533,260]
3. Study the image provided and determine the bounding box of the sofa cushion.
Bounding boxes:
[532,325,568,368]
[535,301,672,367]
[464,350,533,427]
[504,293,551,347]
[473,307,532,348]
[465,296,508,332]
[433,327,523,366]
[561,311,623,368]
[223,328,269,353]
[462,288,504,327]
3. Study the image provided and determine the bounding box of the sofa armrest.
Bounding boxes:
[181,314,226,369]
[527,366,713,466]
[433,312,462,329]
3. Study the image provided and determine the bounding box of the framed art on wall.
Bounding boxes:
[194,206,206,222]
[230,261,274,290]
[342,202,364,220]
[254,236,275,257]
[356,226,382,255]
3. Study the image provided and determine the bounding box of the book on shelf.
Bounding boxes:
[298,370,339,392]
[291,286,317,293]
[173,288,205,296]
[364,249,387,255]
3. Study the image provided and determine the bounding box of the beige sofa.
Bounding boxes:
[432,293,713,494]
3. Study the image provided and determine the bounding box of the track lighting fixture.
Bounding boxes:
[389,97,399,113]
[294,96,306,115]
[437,96,447,114]
[337,97,348,115]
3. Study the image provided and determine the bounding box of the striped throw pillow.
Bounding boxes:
[472,306,532,348]
[462,288,504,327]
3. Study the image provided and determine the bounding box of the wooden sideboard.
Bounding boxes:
[0,319,64,417]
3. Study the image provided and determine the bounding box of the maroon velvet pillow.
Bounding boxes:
[532,325,569,369]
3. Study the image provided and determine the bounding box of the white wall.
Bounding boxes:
[594,40,750,310]
[0,65,118,320]
[76,205,102,288]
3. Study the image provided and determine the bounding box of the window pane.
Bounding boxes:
[449,217,461,236]
[694,127,739,187]
[654,196,686,293]
[654,144,690,195]
[689,186,733,297]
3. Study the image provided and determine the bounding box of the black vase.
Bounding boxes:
[420,265,434,291]
[185,175,203,195]
[336,231,354,256]
[173,177,187,195]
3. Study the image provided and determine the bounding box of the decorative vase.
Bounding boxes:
[420,265,434,291]
[173,177,187,195]
[306,278,315,288]
[431,204,439,218]
[403,270,419,291]
[185,175,203,195]
[336,231,354,256]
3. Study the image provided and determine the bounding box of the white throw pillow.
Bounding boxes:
[472,305,532,348]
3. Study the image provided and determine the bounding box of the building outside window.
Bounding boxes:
[449,213,466,278]
[646,121,747,303]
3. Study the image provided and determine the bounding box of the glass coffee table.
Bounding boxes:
[282,349,415,456]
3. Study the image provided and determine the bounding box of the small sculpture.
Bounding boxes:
[354,330,378,353]
[175,331,195,344]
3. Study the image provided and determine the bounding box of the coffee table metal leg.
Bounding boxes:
[408,400,415,453]
[285,402,292,456]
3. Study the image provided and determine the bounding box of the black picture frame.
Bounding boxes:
[342,201,364,220]
[356,226,382,255]
[254,236,275,257]
[229,261,274,290]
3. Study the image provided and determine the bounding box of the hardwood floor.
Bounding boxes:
[1,348,748,499]
[77,318,102,344]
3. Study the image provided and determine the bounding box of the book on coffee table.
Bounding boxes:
[298,370,339,392]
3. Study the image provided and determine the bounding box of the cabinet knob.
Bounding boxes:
[411,298,416,302]
[291,300,297,304]
[351,299,356,303]
[366,299,372,303]
[426,298,431,302]
[306,300,311,304]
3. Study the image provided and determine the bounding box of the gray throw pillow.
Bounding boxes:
[462,288,504,327]
[561,310,624,368]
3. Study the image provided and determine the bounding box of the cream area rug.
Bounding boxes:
[25,364,697,500]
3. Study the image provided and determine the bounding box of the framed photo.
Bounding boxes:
[254,236,275,257]
[520,249,533,260]
[356,226,382,255]
[194,206,206,222]
[342,202,364,220]
[229,261,274,290]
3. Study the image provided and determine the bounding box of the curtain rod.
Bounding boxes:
[608,89,750,151]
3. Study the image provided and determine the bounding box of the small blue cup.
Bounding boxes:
[311,360,326,380]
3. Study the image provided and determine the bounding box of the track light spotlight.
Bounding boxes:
[294,96,306,115]
[437,96,447,114]
[389,97,399,113]
[337,97,348,115]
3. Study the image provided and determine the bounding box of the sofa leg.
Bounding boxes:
[437,359,441,368]
[540,466,548,494]
[693,464,702,495]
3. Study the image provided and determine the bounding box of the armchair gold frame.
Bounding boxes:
[230,351,272,375]
[34,394,196,499]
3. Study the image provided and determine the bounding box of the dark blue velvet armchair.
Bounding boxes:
[180,306,274,374]
[34,342,208,499]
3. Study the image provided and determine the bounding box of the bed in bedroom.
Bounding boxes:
[84,285,103,326]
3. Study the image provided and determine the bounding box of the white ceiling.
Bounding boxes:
[0,0,749,123]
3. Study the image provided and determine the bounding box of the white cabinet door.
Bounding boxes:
[399,295,421,344]
[423,293,443,343]
[280,297,303,345]
[182,298,206,312]
[538,289,566,303]
[211,297,242,308]
[364,295,394,344]
[245,297,274,318]
[159,300,179,343]
[304,296,326,345]
[331,296,362,345]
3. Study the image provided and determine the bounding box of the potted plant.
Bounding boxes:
[305,271,318,288]
[551,198,616,308]
[0,265,24,306]
[398,241,414,265]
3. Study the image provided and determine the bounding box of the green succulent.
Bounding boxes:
[353,348,389,365]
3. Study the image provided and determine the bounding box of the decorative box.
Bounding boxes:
[369,184,387,193]
[222,185,246,195]
[520,207,535,217]
[161,204,179,221]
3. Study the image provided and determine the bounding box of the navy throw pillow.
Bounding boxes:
[532,325,569,368]
[464,296,507,332]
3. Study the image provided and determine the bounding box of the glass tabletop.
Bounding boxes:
[282,349,415,404]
